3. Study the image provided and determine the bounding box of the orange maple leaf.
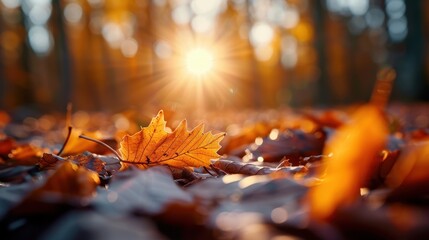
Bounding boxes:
[119,110,225,169]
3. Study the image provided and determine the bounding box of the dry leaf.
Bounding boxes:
[212,159,307,176]
[369,135,403,188]
[3,161,100,219]
[119,110,225,169]
[8,144,44,166]
[39,152,121,176]
[308,105,388,220]
[386,141,429,200]
[28,160,100,201]
[93,165,194,215]
[0,137,17,156]
[237,129,326,165]
[220,122,273,155]
[60,128,106,156]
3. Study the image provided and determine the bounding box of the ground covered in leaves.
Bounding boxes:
[0,103,429,240]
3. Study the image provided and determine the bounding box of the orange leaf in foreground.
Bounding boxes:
[386,141,429,200]
[119,110,225,169]
[308,105,388,220]
[29,161,100,201]
[8,144,44,165]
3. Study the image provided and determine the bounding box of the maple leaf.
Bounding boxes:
[119,110,225,169]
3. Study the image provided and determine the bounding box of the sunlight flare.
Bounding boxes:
[185,48,214,76]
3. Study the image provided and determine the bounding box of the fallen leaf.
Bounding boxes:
[187,174,309,236]
[3,161,100,219]
[119,110,225,169]
[369,135,404,188]
[1,162,100,238]
[60,128,111,156]
[212,159,307,176]
[93,166,193,215]
[8,144,44,166]
[220,122,273,155]
[39,152,121,177]
[308,104,388,220]
[0,137,17,156]
[237,129,326,165]
[386,141,429,201]
[28,161,100,201]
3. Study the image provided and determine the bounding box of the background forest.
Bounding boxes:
[1,0,428,115]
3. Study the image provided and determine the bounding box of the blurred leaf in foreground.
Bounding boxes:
[308,105,388,220]
[386,141,429,201]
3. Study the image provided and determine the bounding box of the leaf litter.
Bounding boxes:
[0,104,429,239]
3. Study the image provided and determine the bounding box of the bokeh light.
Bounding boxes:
[28,25,52,55]
[64,3,83,24]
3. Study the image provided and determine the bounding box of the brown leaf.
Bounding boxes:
[93,165,193,215]
[213,159,307,176]
[386,141,429,201]
[236,129,326,165]
[39,153,59,169]
[3,161,100,219]
[187,173,309,234]
[0,137,17,156]
[119,110,225,169]
[39,152,121,176]
[369,135,404,188]
[220,122,273,155]
[28,160,100,201]
[8,144,44,166]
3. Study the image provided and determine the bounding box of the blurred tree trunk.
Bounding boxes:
[52,0,72,111]
[312,0,330,106]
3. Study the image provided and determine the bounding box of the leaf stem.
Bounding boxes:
[204,166,216,176]
[370,67,395,110]
[57,126,72,156]
[79,134,123,161]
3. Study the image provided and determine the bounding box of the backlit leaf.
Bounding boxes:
[60,129,109,156]
[119,110,225,169]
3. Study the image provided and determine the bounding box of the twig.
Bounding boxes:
[66,102,72,128]
[57,126,72,156]
[79,134,123,161]
[204,166,216,176]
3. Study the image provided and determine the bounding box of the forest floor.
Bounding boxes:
[0,103,429,240]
